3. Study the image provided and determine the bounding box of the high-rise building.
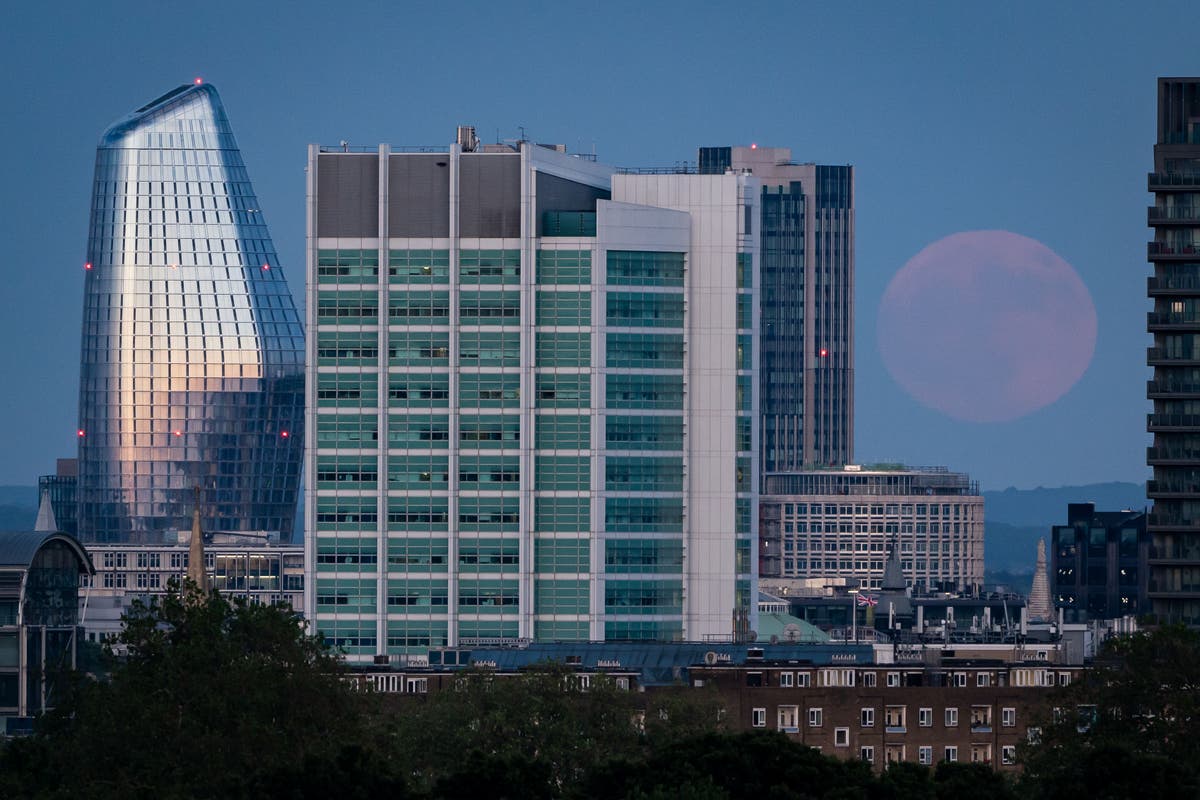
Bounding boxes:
[76,83,304,544]
[758,465,984,592]
[1051,503,1147,622]
[699,147,854,474]
[1147,77,1200,625]
[305,135,758,662]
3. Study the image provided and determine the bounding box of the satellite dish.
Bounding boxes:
[769,635,779,645]
[704,651,718,665]
[784,623,801,642]
[747,630,758,643]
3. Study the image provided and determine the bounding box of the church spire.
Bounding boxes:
[1028,538,1052,622]
[34,489,59,533]
[187,486,211,595]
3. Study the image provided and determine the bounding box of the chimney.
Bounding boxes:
[456,125,478,152]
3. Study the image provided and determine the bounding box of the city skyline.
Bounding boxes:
[1,2,1192,491]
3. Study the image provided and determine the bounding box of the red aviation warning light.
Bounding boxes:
[174,430,183,437]
[194,77,203,85]
[819,348,829,357]
[280,430,290,438]
[77,429,85,437]
[262,263,270,271]
[84,262,92,271]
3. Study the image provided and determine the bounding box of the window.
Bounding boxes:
[886,671,900,687]
[1028,727,1041,745]
[944,746,958,763]
[779,671,794,688]
[752,708,766,728]
[1059,672,1072,686]
[971,706,992,730]
[919,707,933,727]
[862,671,877,687]
[885,706,906,731]
[953,672,967,687]
[861,708,875,727]
[1002,707,1016,727]
[859,746,874,764]
[918,746,933,766]
[808,708,823,727]
[971,744,991,764]
[1002,745,1016,765]
[977,672,991,687]
[777,705,799,732]
[834,727,849,747]
[945,708,958,727]
[796,672,811,687]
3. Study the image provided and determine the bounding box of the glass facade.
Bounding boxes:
[700,148,854,475]
[77,84,303,544]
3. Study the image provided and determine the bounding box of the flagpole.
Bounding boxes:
[851,591,857,642]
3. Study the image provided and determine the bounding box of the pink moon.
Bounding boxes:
[877,230,1097,423]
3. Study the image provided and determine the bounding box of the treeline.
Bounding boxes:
[0,588,1196,799]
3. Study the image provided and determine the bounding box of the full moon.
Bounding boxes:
[877,230,1097,423]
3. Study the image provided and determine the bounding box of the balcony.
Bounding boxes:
[1148,511,1200,530]
[1148,311,1200,330]
[1148,413,1200,431]
[1149,206,1200,225]
[1149,543,1200,562]
[1147,479,1200,499]
[1147,445,1200,465]
[1147,347,1200,365]
[1148,243,1200,260]
[1149,172,1200,191]
[1148,379,1200,397]
[1148,276,1200,295]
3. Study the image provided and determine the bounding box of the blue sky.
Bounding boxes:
[0,1,1189,490]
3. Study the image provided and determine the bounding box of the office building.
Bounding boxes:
[759,465,983,592]
[80,538,304,642]
[1147,77,1200,625]
[306,133,758,662]
[76,83,304,544]
[699,147,853,474]
[1052,502,1147,622]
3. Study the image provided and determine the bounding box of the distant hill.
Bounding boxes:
[983,481,1145,527]
[0,486,37,508]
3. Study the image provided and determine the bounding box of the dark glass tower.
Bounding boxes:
[76,83,304,544]
[700,147,854,475]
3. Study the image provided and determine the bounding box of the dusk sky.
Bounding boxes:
[0,1,1190,491]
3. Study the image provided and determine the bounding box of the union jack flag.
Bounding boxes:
[856,593,878,607]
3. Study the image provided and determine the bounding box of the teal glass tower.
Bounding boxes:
[77,84,304,544]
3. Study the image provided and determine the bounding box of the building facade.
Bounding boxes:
[76,83,304,544]
[306,136,758,663]
[1147,77,1200,625]
[699,147,854,474]
[1052,502,1147,622]
[760,466,984,592]
[0,531,94,733]
[80,540,304,642]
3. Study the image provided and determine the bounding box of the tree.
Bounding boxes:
[1018,625,1200,800]
[0,583,388,800]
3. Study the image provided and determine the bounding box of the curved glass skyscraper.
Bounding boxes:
[77,83,303,544]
